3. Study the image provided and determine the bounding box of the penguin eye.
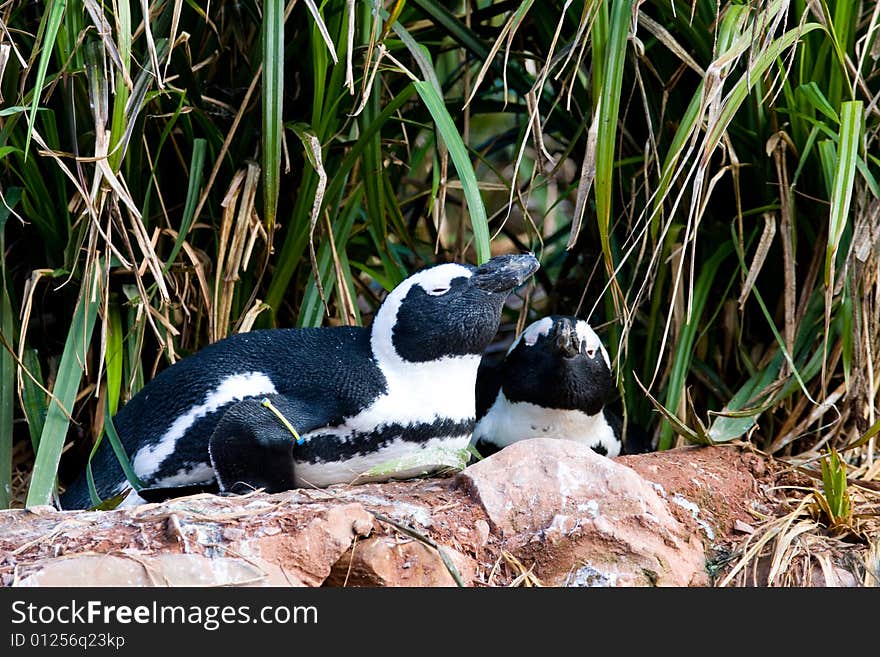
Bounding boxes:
[585,346,597,358]
[426,286,451,296]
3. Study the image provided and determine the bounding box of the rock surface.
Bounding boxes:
[325,536,475,587]
[0,441,784,587]
[456,438,709,586]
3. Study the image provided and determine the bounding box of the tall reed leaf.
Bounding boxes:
[25,0,67,161]
[25,273,99,507]
[263,0,284,232]
[0,262,12,508]
[0,189,20,508]
[658,242,732,449]
[413,80,491,263]
[20,348,48,451]
[164,138,207,271]
[86,402,145,508]
[826,100,862,286]
[106,302,124,415]
[107,0,132,172]
[594,0,631,268]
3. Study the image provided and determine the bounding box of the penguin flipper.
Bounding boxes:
[208,393,326,495]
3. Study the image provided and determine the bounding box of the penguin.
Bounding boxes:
[472,315,626,458]
[60,253,540,510]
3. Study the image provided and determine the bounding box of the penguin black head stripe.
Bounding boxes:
[472,315,622,458]
[60,253,540,510]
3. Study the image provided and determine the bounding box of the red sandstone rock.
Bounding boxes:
[456,438,710,586]
[326,536,475,587]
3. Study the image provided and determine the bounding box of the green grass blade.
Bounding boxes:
[163,138,207,271]
[796,81,839,123]
[123,285,145,398]
[265,4,398,318]
[707,358,782,443]
[817,139,837,197]
[593,0,631,265]
[848,416,880,450]
[855,156,880,201]
[658,242,733,449]
[820,449,849,522]
[731,228,817,406]
[826,100,862,285]
[58,0,83,70]
[0,188,21,507]
[85,458,101,508]
[85,401,145,507]
[385,9,441,95]
[0,266,12,508]
[324,84,417,219]
[263,0,284,232]
[648,20,822,240]
[413,80,490,263]
[839,277,853,390]
[106,301,124,415]
[107,0,132,172]
[361,84,387,262]
[25,276,99,507]
[648,86,703,238]
[409,0,538,103]
[102,401,144,490]
[24,0,67,161]
[826,0,857,109]
[791,124,821,186]
[20,348,47,452]
[701,23,823,167]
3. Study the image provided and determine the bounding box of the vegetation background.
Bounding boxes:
[1,0,878,551]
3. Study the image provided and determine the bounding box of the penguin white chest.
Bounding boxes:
[294,355,481,487]
[473,392,620,457]
[355,354,481,427]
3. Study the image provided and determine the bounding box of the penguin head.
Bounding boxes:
[500,316,613,415]
[371,253,540,364]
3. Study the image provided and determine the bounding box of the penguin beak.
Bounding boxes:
[553,318,580,358]
[471,253,540,293]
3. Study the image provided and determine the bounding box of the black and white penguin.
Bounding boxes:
[472,315,624,458]
[60,253,540,509]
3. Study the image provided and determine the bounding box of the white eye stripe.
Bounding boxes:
[517,317,554,349]
[574,320,611,369]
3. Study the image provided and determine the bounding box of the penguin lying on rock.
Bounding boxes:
[60,253,540,510]
[472,315,638,458]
